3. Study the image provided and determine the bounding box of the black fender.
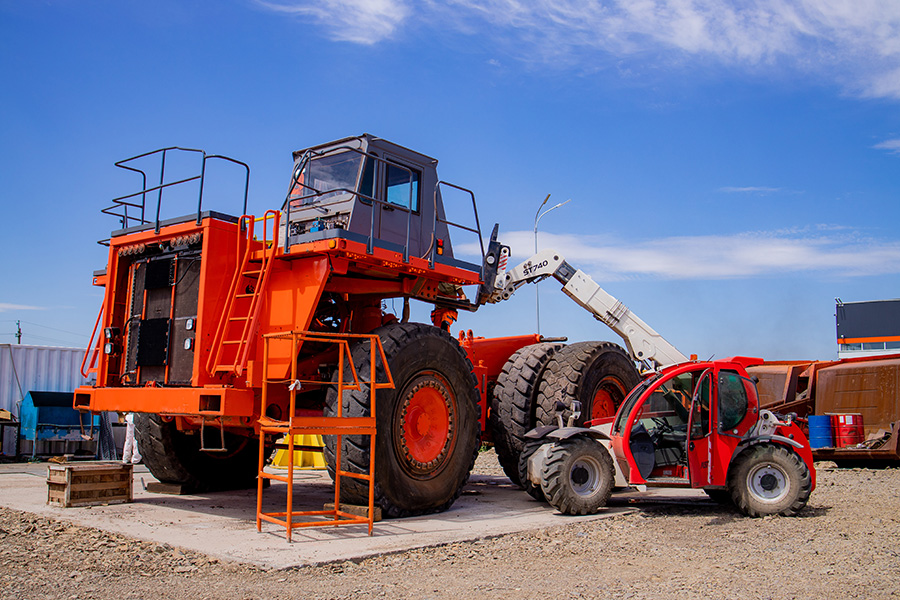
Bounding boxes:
[738,434,804,451]
[523,425,610,443]
[728,434,805,470]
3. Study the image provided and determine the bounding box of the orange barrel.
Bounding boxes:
[829,413,864,448]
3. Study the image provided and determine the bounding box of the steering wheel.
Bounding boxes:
[651,417,672,433]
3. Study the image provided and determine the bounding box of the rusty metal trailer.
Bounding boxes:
[749,355,900,465]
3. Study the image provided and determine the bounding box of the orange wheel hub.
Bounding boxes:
[591,376,627,420]
[397,372,456,474]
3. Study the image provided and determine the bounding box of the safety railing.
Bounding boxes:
[99,147,250,242]
[80,303,104,378]
[432,180,485,276]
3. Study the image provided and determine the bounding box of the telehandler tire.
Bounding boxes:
[491,342,564,485]
[728,444,812,517]
[517,438,548,502]
[539,436,614,515]
[323,322,480,518]
[536,342,639,427]
[135,413,259,492]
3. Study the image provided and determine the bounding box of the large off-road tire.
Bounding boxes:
[539,436,614,515]
[134,413,259,492]
[727,444,812,517]
[517,438,548,501]
[536,342,640,427]
[323,322,480,518]
[490,342,564,485]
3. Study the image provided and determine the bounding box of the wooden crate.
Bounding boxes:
[47,462,133,507]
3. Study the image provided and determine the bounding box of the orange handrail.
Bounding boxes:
[234,210,280,376]
[80,302,104,378]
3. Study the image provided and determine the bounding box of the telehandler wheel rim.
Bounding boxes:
[590,376,628,420]
[397,372,456,474]
[570,454,605,496]
[747,462,790,502]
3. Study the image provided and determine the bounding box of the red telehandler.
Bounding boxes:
[486,249,815,517]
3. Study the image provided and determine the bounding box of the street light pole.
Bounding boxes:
[533,195,571,334]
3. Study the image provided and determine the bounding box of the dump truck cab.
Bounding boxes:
[282,134,464,269]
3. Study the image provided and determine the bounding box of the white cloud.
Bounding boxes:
[874,139,900,154]
[256,0,409,44]
[259,0,900,100]
[0,303,43,313]
[718,186,783,194]
[459,228,900,280]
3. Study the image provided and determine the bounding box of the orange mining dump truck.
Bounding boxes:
[75,136,644,517]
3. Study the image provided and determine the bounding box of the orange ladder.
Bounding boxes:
[255,331,394,541]
[208,211,280,377]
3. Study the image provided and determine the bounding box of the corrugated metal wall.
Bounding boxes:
[0,344,89,418]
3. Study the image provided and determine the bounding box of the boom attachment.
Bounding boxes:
[483,246,688,370]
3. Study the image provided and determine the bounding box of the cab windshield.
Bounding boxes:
[287,150,363,206]
[612,375,657,435]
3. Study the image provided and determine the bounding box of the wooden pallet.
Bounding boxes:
[47,462,133,508]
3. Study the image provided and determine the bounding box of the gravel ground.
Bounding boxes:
[1,451,898,600]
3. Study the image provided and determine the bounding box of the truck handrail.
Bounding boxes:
[432,181,485,278]
[80,302,104,378]
[99,147,250,237]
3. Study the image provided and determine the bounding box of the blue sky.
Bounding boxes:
[2,0,900,361]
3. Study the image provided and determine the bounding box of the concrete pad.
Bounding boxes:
[0,462,706,569]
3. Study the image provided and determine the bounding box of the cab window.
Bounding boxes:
[635,371,693,428]
[633,372,693,447]
[690,372,712,440]
[612,376,655,435]
[288,151,363,206]
[718,370,749,431]
[385,163,419,211]
[358,156,375,200]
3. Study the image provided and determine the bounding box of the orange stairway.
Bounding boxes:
[255,331,394,541]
